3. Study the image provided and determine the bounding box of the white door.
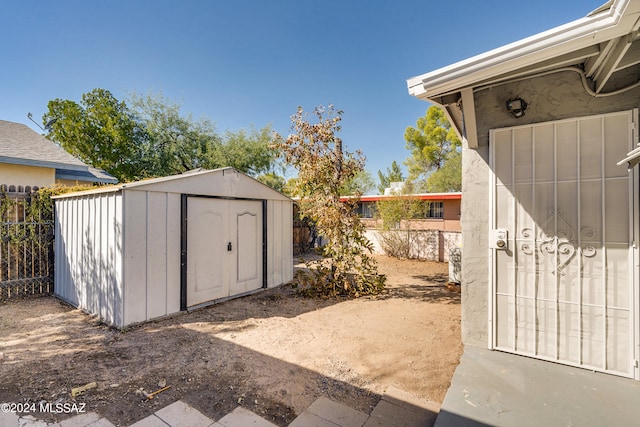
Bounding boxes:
[187,197,263,307]
[230,200,263,295]
[490,111,638,378]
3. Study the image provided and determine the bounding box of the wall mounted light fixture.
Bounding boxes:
[506,98,527,118]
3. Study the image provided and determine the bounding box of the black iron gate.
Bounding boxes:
[0,190,54,300]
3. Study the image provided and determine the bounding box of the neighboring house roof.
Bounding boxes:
[406,0,640,148]
[0,120,117,184]
[340,193,462,203]
[55,167,119,183]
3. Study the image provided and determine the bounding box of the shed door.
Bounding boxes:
[187,197,263,307]
[490,111,638,378]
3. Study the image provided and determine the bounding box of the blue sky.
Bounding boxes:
[1,1,604,182]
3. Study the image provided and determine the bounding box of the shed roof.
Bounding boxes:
[0,120,117,184]
[407,0,640,147]
[52,167,292,201]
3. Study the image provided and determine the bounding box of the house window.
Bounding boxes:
[358,202,377,218]
[426,201,444,219]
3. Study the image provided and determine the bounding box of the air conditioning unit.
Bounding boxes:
[448,247,462,284]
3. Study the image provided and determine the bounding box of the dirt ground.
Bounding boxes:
[0,255,461,426]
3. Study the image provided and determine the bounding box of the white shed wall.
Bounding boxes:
[267,199,293,287]
[54,192,124,326]
[122,190,182,326]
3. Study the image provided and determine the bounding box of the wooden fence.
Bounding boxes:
[293,219,314,255]
[0,190,54,300]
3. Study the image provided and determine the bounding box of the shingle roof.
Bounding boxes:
[0,120,117,184]
[55,167,119,183]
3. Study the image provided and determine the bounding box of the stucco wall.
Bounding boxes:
[0,164,55,188]
[364,229,461,262]
[462,69,640,347]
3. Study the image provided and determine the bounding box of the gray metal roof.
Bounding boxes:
[0,120,117,183]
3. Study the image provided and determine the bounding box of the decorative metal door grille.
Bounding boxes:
[490,111,637,378]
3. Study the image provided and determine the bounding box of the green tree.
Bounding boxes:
[46,89,279,182]
[256,172,286,192]
[377,160,405,194]
[130,92,277,177]
[45,89,148,182]
[376,181,428,259]
[283,177,299,197]
[129,92,220,176]
[404,106,461,191]
[427,150,462,192]
[272,105,385,297]
[213,126,277,176]
[340,169,375,196]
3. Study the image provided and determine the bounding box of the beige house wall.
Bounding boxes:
[0,164,55,188]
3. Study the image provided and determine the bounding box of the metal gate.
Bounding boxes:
[1,191,54,299]
[489,110,638,378]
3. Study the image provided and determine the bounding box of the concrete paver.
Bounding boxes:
[213,406,277,427]
[0,411,20,426]
[154,400,214,427]
[128,415,170,427]
[363,386,438,427]
[288,411,340,427]
[303,397,368,427]
[59,413,101,427]
[85,419,116,427]
[18,415,49,427]
[365,399,434,427]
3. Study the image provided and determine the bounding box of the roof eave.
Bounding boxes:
[0,156,88,172]
[51,185,124,199]
[407,0,636,101]
[55,170,119,184]
[342,192,462,202]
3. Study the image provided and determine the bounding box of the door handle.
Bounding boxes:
[227,242,232,251]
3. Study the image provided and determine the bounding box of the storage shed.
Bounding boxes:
[54,167,293,328]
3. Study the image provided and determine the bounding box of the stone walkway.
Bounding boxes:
[1,387,439,427]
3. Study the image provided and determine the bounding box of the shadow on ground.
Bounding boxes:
[381,283,461,304]
[0,292,444,427]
